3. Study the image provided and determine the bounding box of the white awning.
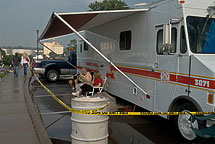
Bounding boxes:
[39,9,148,40]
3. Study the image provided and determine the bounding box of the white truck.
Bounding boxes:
[40,0,215,140]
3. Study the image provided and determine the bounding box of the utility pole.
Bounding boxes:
[0,49,1,62]
[36,30,39,60]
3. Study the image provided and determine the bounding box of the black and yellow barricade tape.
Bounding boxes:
[81,111,215,115]
[31,71,109,114]
[31,70,215,116]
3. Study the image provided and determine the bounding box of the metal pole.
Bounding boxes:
[0,49,1,61]
[36,30,39,60]
[54,13,148,95]
[39,41,55,54]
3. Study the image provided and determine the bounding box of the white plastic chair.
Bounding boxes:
[89,77,107,96]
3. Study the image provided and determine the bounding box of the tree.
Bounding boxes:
[0,48,6,57]
[49,52,57,58]
[3,55,13,66]
[29,55,33,62]
[89,0,130,11]
[65,39,77,55]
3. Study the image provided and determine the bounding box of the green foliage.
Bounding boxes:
[0,73,7,78]
[49,51,57,58]
[3,55,14,65]
[89,0,130,11]
[65,39,77,55]
[0,49,6,57]
[29,55,33,62]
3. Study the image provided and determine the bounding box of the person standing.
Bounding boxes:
[21,52,30,76]
[12,53,20,77]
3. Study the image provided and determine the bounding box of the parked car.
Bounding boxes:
[34,51,77,82]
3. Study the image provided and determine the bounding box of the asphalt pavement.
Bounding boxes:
[30,78,215,144]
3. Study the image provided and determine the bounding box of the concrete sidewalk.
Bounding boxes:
[0,68,52,144]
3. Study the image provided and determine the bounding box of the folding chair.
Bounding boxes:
[188,113,215,138]
[89,76,108,96]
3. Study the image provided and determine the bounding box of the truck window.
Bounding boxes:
[157,28,177,54]
[157,29,163,54]
[80,44,83,53]
[120,30,132,50]
[187,16,215,53]
[171,28,177,53]
[180,26,187,53]
[84,41,89,51]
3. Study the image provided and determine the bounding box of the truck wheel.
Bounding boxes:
[174,103,205,141]
[47,70,59,82]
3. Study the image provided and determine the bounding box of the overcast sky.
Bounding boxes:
[0,0,159,47]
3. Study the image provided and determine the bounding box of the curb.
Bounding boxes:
[23,75,52,144]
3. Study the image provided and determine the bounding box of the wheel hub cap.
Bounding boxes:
[178,110,198,140]
[50,73,57,80]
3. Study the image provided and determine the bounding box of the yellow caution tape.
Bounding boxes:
[31,71,109,114]
[31,71,215,116]
[81,111,215,115]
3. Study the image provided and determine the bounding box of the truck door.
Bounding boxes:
[155,24,182,112]
[155,23,189,112]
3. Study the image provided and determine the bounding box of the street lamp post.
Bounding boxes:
[36,30,39,60]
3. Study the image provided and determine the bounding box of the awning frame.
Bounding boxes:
[49,12,148,96]
[39,9,148,41]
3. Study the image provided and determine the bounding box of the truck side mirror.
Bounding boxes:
[161,23,172,55]
[163,23,172,45]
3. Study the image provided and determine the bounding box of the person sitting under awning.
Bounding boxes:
[72,71,103,97]
[69,68,92,91]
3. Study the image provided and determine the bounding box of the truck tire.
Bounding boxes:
[47,70,59,82]
[174,103,205,141]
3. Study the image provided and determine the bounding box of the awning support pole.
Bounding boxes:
[39,41,55,54]
[54,13,148,96]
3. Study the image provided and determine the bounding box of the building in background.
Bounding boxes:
[14,49,37,55]
[1,46,42,56]
[2,48,12,55]
[2,48,36,55]
[43,39,64,56]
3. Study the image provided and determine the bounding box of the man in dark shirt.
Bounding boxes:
[12,53,20,77]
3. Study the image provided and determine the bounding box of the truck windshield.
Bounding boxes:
[187,16,215,53]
